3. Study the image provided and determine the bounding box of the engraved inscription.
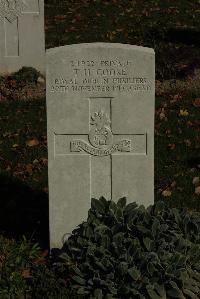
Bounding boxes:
[70,109,131,156]
[50,59,152,94]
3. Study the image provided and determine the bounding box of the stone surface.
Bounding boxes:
[46,43,155,248]
[0,0,45,74]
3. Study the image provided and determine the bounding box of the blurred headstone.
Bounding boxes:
[0,0,45,74]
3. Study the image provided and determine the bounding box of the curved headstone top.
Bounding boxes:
[46,42,155,98]
[46,42,155,248]
[46,42,155,55]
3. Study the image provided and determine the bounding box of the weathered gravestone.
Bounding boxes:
[46,43,155,248]
[0,0,45,73]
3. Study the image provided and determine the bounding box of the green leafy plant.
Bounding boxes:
[51,198,200,299]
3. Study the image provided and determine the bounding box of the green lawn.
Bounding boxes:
[0,2,200,297]
[155,93,200,210]
[0,0,199,241]
[0,100,47,191]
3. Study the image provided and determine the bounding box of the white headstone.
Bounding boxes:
[0,0,45,74]
[46,43,155,248]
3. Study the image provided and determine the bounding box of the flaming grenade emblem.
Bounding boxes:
[89,111,113,149]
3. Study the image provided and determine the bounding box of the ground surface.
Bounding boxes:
[0,0,199,244]
[45,0,200,79]
[0,1,200,297]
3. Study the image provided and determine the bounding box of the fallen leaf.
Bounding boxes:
[26,164,33,175]
[179,109,189,116]
[195,186,200,195]
[187,121,193,127]
[6,165,11,171]
[54,15,66,21]
[41,250,49,258]
[171,181,177,188]
[22,269,32,279]
[43,187,49,193]
[192,98,200,107]
[184,139,191,147]
[162,190,172,197]
[173,94,182,101]
[193,177,200,187]
[159,111,166,120]
[33,159,39,164]
[40,158,48,165]
[12,144,19,148]
[26,139,39,147]
[168,143,176,150]
[32,251,48,265]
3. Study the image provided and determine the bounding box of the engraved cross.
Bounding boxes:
[54,97,147,200]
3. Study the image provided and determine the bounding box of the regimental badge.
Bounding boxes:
[89,110,113,149]
[70,109,131,156]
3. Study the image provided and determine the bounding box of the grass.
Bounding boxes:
[0,0,199,242]
[155,93,200,210]
[0,235,40,299]
[0,99,49,248]
[0,89,199,217]
[45,0,200,80]
[0,100,47,191]
[0,0,199,297]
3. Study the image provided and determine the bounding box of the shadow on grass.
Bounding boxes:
[0,173,49,248]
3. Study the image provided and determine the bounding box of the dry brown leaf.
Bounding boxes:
[171,181,177,188]
[26,139,39,147]
[192,98,200,107]
[12,144,19,148]
[162,190,172,197]
[184,139,191,147]
[33,159,39,164]
[168,143,176,150]
[159,111,166,120]
[193,177,200,187]
[179,109,189,116]
[195,186,200,195]
[43,187,49,193]
[40,158,48,165]
[6,165,11,171]
[26,164,33,175]
[22,269,32,279]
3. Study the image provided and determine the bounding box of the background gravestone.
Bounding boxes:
[0,0,45,74]
[46,43,155,248]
